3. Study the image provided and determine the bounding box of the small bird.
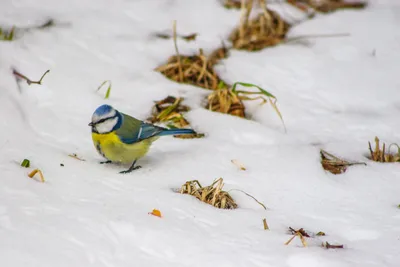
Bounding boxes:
[89,104,196,173]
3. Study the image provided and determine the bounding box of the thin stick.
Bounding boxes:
[284,234,296,245]
[368,141,374,159]
[299,233,307,247]
[259,0,273,32]
[172,20,184,82]
[239,0,253,39]
[284,33,350,44]
[197,50,208,82]
[263,218,269,230]
[228,189,267,210]
[382,143,386,162]
[324,242,344,249]
[12,69,50,85]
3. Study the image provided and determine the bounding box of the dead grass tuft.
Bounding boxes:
[287,0,367,14]
[320,149,366,174]
[206,81,286,131]
[368,136,400,163]
[207,87,246,118]
[155,48,228,90]
[147,96,205,139]
[179,177,267,210]
[208,41,230,66]
[180,178,238,209]
[155,21,228,90]
[229,0,291,51]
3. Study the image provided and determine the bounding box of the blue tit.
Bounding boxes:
[89,104,196,174]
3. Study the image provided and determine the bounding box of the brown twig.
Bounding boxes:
[285,227,309,247]
[228,189,267,210]
[323,242,344,249]
[12,69,50,85]
[284,33,350,44]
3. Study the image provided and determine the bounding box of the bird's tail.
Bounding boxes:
[157,128,196,137]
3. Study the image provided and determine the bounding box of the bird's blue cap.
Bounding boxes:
[89,104,118,126]
[94,104,115,116]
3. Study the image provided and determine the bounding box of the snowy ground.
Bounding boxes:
[1,0,400,266]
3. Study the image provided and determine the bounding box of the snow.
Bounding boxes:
[1,0,400,266]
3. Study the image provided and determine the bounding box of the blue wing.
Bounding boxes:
[116,113,166,144]
[116,113,197,144]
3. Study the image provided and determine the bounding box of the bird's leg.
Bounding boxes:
[100,160,112,164]
[120,160,142,174]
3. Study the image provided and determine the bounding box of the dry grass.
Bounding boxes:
[229,0,291,51]
[180,178,238,209]
[1,19,56,42]
[28,169,45,183]
[207,87,246,118]
[155,21,228,90]
[155,48,228,90]
[147,96,205,139]
[322,242,344,249]
[284,227,309,247]
[206,81,286,132]
[208,41,230,66]
[153,32,198,42]
[287,0,367,14]
[223,0,245,9]
[179,177,267,210]
[368,136,400,163]
[320,149,366,174]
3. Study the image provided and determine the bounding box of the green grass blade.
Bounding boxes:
[7,26,15,41]
[21,159,30,168]
[232,81,286,133]
[96,80,111,99]
[232,82,276,98]
[156,98,181,120]
[105,84,111,99]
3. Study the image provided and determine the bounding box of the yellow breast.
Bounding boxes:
[91,131,156,163]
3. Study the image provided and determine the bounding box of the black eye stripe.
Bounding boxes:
[94,115,117,125]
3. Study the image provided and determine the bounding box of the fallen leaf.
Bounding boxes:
[148,209,162,218]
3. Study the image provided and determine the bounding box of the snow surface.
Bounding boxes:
[1,0,400,266]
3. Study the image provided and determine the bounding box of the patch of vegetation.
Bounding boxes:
[206,81,286,132]
[320,149,366,174]
[179,177,266,210]
[368,136,400,162]
[229,0,291,51]
[287,0,367,14]
[0,26,15,41]
[147,96,204,139]
[155,21,229,90]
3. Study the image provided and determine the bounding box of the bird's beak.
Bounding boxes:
[88,122,94,127]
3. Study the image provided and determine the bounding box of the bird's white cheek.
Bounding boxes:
[96,117,118,133]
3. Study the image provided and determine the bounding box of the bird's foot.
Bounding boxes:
[119,165,142,174]
[100,160,112,164]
